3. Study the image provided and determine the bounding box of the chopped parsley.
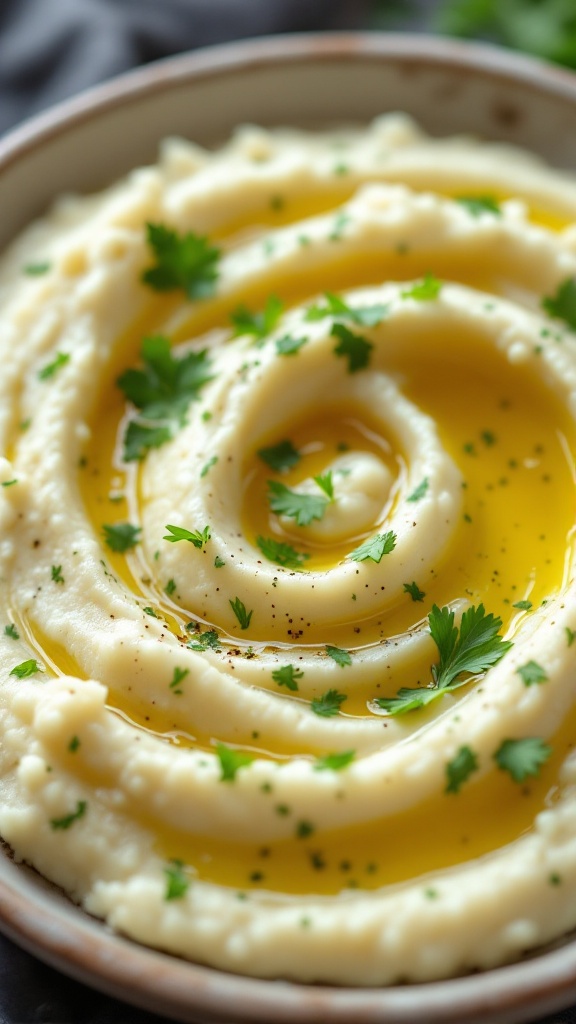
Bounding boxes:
[325,645,352,668]
[4,624,19,640]
[517,660,548,686]
[512,600,532,610]
[142,222,220,299]
[256,536,310,569]
[50,800,87,830]
[102,522,141,553]
[257,439,301,472]
[305,292,388,327]
[314,750,355,771]
[169,667,189,694]
[216,742,254,781]
[214,555,225,568]
[403,581,425,602]
[117,335,213,461]
[267,480,328,526]
[10,659,43,678]
[51,565,64,584]
[229,597,253,630]
[164,578,177,597]
[456,195,501,217]
[275,334,308,356]
[401,273,442,301]
[542,277,576,330]
[331,323,373,373]
[566,627,576,646]
[200,456,218,478]
[445,745,479,793]
[494,737,552,782]
[272,664,303,691]
[310,689,347,717]
[163,859,190,900]
[374,603,512,715]
[231,294,283,341]
[68,736,80,753]
[38,352,70,380]
[349,531,396,563]
[186,629,220,651]
[24,260,51,275]
[163,524,210,547]
[407,477,429,502]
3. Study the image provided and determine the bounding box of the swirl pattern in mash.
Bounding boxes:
[2,115,576,983]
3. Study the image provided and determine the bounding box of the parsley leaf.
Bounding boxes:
[402,274,442,301]
[50,800,87,830]
[142,222,220,299]
[275,334,308,356]
[257,439,301,472]
[9,659,42,679]
[164,859,190,900]
[313,471,335,500]
[267,480,328,526]
[163,524,210,547]
[306,292,388,327]
[542,277,576,330]
[256,536,310,569]
[186,628,221,651]
[229,597,253,630]
[272,664,303,691]
[512,600,532,611]
[314,750,355,771]
[445,745,479,793]
[200,456,218,478]
[494,737,551,782]
[331,323,373,373]
[349,531,396,563]
[325,645,352,667]
[117,335,213,461]
[51,565,64,584]
[24,260,51,276]
[169,667,189,694]
[310,689,347,717]
[216,742,254,781]
[456,195,501,217]
[102,522,141,553]
[231,294,283,340]
[407,477,429,502]
[517,660,548,686]
[403,581,425,602]
[374,603,512,716]
[4,624,19,640]
[38,352,69,380]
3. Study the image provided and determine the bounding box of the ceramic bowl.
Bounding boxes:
[2,31,576,1024]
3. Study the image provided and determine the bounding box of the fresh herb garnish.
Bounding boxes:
[163,524,210,547]
[325,645,352,668]
[102,522,141,553]
[142,222,220,299]
[169,667,189,694]
[512,600,532,610]
[229,597,253,630]
[494,737,551,782]
[68,736,80,753]
[4,624,19,640]
[374,603,512,716]
[306,292,388,327]
[402,274,442,301]
[272,664,303,691]
[331,323,373,373]
[275,334,308,356]
[200,456,218,478]
[407,478,429,502]
[38,352,69,380]
[257,439,301,472]
[164,859,190,900]
[403,581,425,602]
[456,195,501,217]
[445,745,479,793]
[313,471,335,500]
[51,565,64,584]
[216,742,254,781]
[9,659,42,679]
[542,278,576,330]
[117,335,213,461]
[214,555,225,568]
[186,629,220,651]
[314,750,355,771]
[164,578,177,597]
[310,689,347,717]
[50,800,87,830]
[256,536,310,569]
[349,531,396,563]
[231,294,283,341]
[517,660,548,686]
[24,261,51,276]
[267,480,329,526]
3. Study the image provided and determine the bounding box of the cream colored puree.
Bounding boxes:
[1,115,576,983]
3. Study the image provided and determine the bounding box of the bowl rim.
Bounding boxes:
[3,29,576,1024]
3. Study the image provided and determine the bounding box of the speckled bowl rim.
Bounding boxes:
[2,31,576,1024]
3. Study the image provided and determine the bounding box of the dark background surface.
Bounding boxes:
[1,0,576,1021]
